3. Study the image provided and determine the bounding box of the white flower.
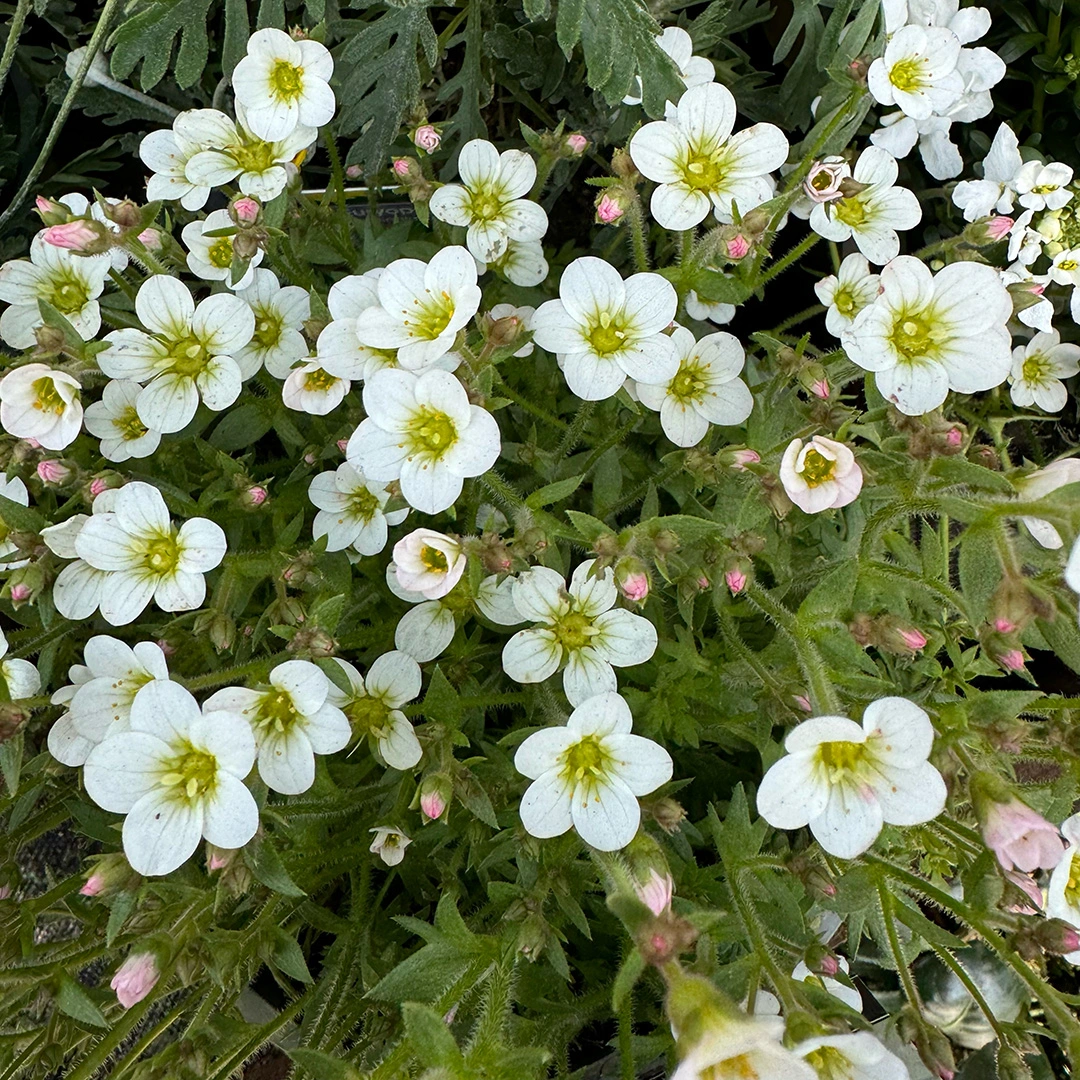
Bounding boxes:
[672,1010,818,1080]
[488,303,536,356]
[429,139,548,263]
[315,271,394,380]
[476,573,525,625]
[757,697,947,858]
[47,636,170,767]
[97,276,254,434]
[685,290,735,325]
[48,491,115,621]
[0,627,39,701]
[308,463,406,554]
[842,255,1012,416]
[0,473,29,569]
[353,247,481,371]
[623,26,714,106]
[84,681,258,877]
[0,234,109,349]
[514,691,672,851]
[808,147,921,265]
[480,239,549,288]
[234,269,310,379]
[791,958,863,1012]
[325,652,422,770]
[532,257,679,400]
[348,368,500,515]
[204,660,350,795]
[635,326,753,447]
[183,107,314,202]
[952,123,1022,221]
[0,364,83,450]
[867,25,964,121]
[281,358,349,415]
[1047,814,1080,965]
[1009,330,1080,412]
[393,529,466,600]
[502,560,657,705]
[231,28,335,141]
[369,826,411,866]
[83,380,162,462]
[1016,458,1080,549]
[1015,160,1074,212]
[66,481,226,625]
[815,254,881,337]
[629,82,788,229]
[796,1033,910,1080]
[140,109,238,211]
[1001,265,1054,332]
[181,209,263,290]
[780,436,863,513]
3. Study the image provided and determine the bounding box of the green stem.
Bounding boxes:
[718,611,802,714]
[0,0,31,101]
[731,867,801,1013]
[492,369,567,428]
[0,0,122,229]
[626,199,650,272]
[754,232,822,290]
[618,982,635,1080]
[678,228,695,267]
[934,946,1011,1046]
[555,399,595,459]
[530,153,559,201]
[770,303,825,335]
[180,655,287,692]
[119,235,170,276]
[877,882,925,1013]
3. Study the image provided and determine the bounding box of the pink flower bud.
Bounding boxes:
[420,790,447,821]
[635,869,674,916]
[89,478,107,497]
[695,575,710,591]
[565,133,588,156]
[137,228,161,249]
[810,378,830,399]
[987,215,1014,240]
[995,618,1017,633]
[208,850,230,871]
[111,953,159,1008]
[392,158,411,177]
[0,884,9,899]
[345,165,362,180]
[1062,928,1080,952]
[35,196,52,213]
[37,460,71,484]
[981,796,1065,872]
[596,193,625,224]
[156,639,176,656]
[412,124,441,152]
[80,873,106,896]
[730,449,760,470]
[725,569,746,595]
[817,953,839,976]
[1000,649,1025,672]
[337,439,349,453]
[23,438,41,449]
[303,451,317,465]
[1003,869,1044,913]
[794,695,812,712]
[615,558,651,603]
[899,628,927,651]
[622,573,650,602]
[725,234,751,260]
[232,197,260,223]
[42,220,101,251]
[242,485,268,508]
[9,584,31,602]
[945,428,963,447]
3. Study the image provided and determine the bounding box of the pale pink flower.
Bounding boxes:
[809,378,830,399]
[393,529,466,600]
[987,215,1014,240]
[412,125,441,152]
[111,953,160,1008]
[596,193,625,223]
[635,869,674,916]
[794,695,812,712]
[421,790,447,821]
[779,435,863,514]
[730,449,760,470]
[41,220,100,251]
[1004,869,1043,912]
[983,798,1065,872]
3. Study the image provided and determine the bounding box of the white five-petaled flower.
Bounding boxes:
[234,269,311,379]
[429,139,548,263]
[231,28,335,141]
[867,24,964,121]
[1015,159,1074,212]
[281,358,349,415]
[671,1007,818,1080]
[308,463,406,554]
[0,234,110,350]
[348,368,500,515]
[182,106,315,203]
[316,270,398,380]
[796,1032,910,1080]
[0,627,40,702]
[532,257,679,400]
[475,239,550,288]
[808,147,921,265]
[629,82,788,230]
[181,209,264,291]
[502,559,658,705]
[1047,814,1080,965]
[952,122,1022,221]
[369,826,411,866]
[84,681,258,877]
[64,481,226,625]
[204,660,350,795]
[84,380,162,463]
[325,652,423,770]
[0,473,29,569]
[353,247,481,371]
[757,696,947,859]
[814,253,882,337]
[842,255,1012,416]
[779,435,864,514]
[0,363,83,450]
[1008,330,1080,413]
[635,325,753,447]
[1017,459,1080,549]
[514,692,672,851]
[46,636,170,767]
[98,275,255,434]
[622,26,714,107]
[393,528,466,600]
[140,109,238,211]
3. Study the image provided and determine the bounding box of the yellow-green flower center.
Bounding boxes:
[304,367,339,392]
[232,135,280,175]
[701,1053,760,1079]
[834,287,856,315]
[208,237,234,269]
[142,532,181,574]
[168,335,211,377]
[800,448,835,486]
[588,310,627,356]
[270,59,304,100]
[680,147,725,193]
[405,292,455,341]
[889,312,937,362]
[560,733,611,785]
[407,406,457,457]
[46,275,90,315]
[115,405,148,442]
[888,57,924,92]
[32,377,66,415]
[252,309,284,350]
[348,487,381,522]
[255,690,301,735]
[160,742,218,801]
[803,1046,855,1080]
[669,359,708,404]
[468,187,504,222]
[816,740,866,780]
[420,544,449,573]
[1064,852,1080,907]
[833,196,867,228]
[1022,353,1052,384]
[553,610,597,651]
[348,695,391,738]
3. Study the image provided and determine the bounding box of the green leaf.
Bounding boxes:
[209,403,273,452]
[523,0,551,18]
[929,456,1016,494]
[956,526,1001,625]
[270,928,314,983]
[797,561,858,623]
[526,474,585,508]
[0,492,45,533]
[422,666,462,726]
[244,837,306,897]
[611,948,645,1011]
[106,892,137,946]
[566,509,613,540]
[111,0,215,90]
[556,0,587,55]
[287,1048,361,1080]
[222,0,251,76]
[0,733,21,796]
[56,974,107,1027]
[435,0,488,148]
[401,1001,463,1069]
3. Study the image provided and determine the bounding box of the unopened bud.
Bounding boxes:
[345,164,362,180]
[1000,649,1025,672]
[412,124,441,153]
[650,797,686,834]
[42,219,109,253]
[725,568,747,595]
[8,583,30,604]
[912,1020,956,1080]
[37,459,72,484]
[241,484,268,509]
[650,529,680,556]
[964,215,1014,245]
[564,133,588,156]
[725,233,751,260]
[89,477,108,497]
[485,312,526,349]
[794,694,813,712]
[137,228,161,249]
[33,324,67,354]
[419,773,452,821]
[232,231,260,260]
[0,702,28,741]
[615,556,650,603]
[478,532,513,574]
[230,196,261,224]
[392,158,413,178]
[111,953,160,1009]
[725,447,760,471]
[946,427,963,447]
[287,627,337,658]
[610,148,639,181]
[34,195,68,224]
[596,191,628,224]
[106,199,141,229]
